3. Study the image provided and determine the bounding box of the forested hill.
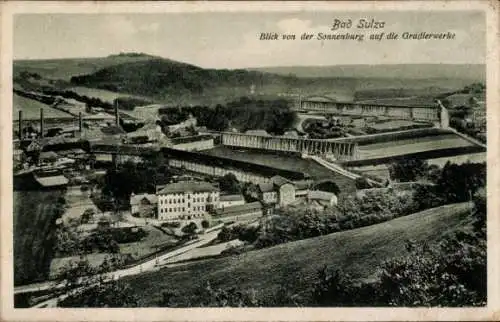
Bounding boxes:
[69,58,299,98]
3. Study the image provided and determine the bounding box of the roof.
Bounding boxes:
[171,135,213,145]
[220,194,245,202]
[271,175,293,187]
[302,96,336,103]
[130,193,157,205]
[215,201,262,217]
[308,190,336,201]
[35,175,69,187]
[157,181,219,195]
[258,182,275,193]
[294,180,312,190]
[245,130,270,136]
[83,113,115,121]
[39,151,59,160]
[101,126,126,135]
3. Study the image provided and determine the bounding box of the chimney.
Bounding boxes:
[18,110,23,140]
[40,108,44,138]
[114,100,119,126]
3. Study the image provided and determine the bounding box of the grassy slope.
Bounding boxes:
[14,190,65,285]
[125,202,471,306]
[13,93,74,120]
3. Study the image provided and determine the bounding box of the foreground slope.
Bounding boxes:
[125,202,471,305]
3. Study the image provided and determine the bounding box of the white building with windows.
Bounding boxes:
[157,181,220,221]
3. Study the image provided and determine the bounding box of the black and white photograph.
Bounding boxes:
[2,1,499,320]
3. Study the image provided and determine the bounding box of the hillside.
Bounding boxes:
[13,53,162,81]
[123,202,471,306]
[249,64,486,81]
[14,55,482,105]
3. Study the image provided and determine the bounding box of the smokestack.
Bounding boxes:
[18,110,23,140]
[40,108,44,138]
[79,112,83,133]
[114,100,119,126]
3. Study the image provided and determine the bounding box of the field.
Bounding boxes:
[14,190,66,286]
[118,225,178,260]
[357,133,474,159]
[68,86,146,104]
[13,93,74,121]
[123,202,471,306]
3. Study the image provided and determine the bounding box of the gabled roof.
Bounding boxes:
[157,181,219,195]
[258,182,275,193]
[130,193,157,205]
[271,175,293,187]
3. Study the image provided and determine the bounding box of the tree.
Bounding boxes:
[389,158,429,182]
[201,220,210,229]
[81,208,95,224]
[217,173,240,194]
[181,222,197,235]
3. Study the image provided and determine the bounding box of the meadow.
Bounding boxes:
[123,202,471,306]
[13,93,73,120]
[14,189,66,285]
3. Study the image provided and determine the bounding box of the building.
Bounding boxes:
[307,190,338,207]
[271,175,296,207]
[257,182,278,205]
[256,176,297,207]
[218,194,245,209]
[171,135,214,151]
[157,181,220,221]
[213,201,263,224]
[130,193,157,217]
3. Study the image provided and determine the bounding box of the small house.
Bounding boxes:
[130,193,158,217]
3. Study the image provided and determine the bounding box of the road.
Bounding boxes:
[17,229,221,307]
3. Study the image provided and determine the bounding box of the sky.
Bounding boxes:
[14,11,486,68]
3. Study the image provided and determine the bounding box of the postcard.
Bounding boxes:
[1,1,499,321]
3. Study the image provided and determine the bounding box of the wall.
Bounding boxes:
[279,184,296,207]
[168,159,272,184]
[220,132,358,160]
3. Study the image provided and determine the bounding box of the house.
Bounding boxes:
[256,176,297,207]
[271,175,296,207]
[213,201,263,224]
[307,190,338,208]
[257,182,278,205]
[130,193,158,217]
[218,194,245,209]
[157,180,220,221]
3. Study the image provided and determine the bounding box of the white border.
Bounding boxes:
[1,1,499,321]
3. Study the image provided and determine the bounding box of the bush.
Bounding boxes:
[201,220,210,229]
